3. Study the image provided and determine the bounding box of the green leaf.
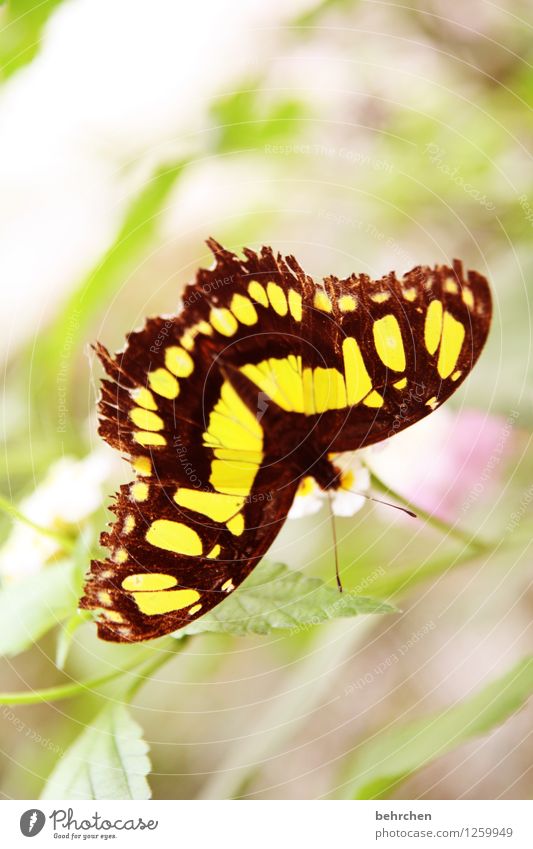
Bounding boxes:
[38,161,186,375]
[0,560,78,656]
[0,0,66,81]
[340,655,533,799]
[211,84,308,153]
[41,703,151,800]
[176,561,395,638]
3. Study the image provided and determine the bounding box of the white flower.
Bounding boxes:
[0,449,116,583]
[288,452,370,519]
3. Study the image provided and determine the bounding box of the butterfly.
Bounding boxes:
[81,239,492,642]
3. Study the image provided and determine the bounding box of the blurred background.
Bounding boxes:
[0,0,532,800]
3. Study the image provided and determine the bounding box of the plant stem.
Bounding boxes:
[0,650,158,705]
[367,469,490,553]
[0,492,76,552]
[0,636,188,706]
[125,637,189,701]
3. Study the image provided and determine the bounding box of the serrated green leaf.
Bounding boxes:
[41,703,151,800]
[175,560,395,638]
[0,560,78,656]
[340,655,533,799]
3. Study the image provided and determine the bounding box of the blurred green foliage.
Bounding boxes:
[1,0,532,802]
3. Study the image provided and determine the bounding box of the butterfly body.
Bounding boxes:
[81,240,491,642]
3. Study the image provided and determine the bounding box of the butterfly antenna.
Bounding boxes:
[339,485,417,519]
[327,490,343,593]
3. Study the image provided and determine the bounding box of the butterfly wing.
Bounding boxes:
[294,259,492,453]
[82,242,308,641]
[82,242,491,642]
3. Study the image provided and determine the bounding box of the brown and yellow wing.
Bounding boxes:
[82,241,309,641]
[82,241,491,642]
[230,257,492,453]
[301,259,492,452]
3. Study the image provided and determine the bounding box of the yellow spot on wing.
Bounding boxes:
[437,311,465,378]
[196,320,213,336]
[146,519,203,556]
[403,288,416,302]
[426,396,438,410]
[221,579,235,592]
[103,610,123,623]
[314,290,331,312]
[114,548,128,564]
[210,307,238,336]
[174,488,245,522]
[462,288,474,308]
[189,603,202,615]
[451,370,462,381]
[130,407,164,431]
[393,377,407,389]
[371,292,390,303]
[132,588,200,616]
[342,337,372,404]
[303,367,315,415]
[338,295,356,312]
[210,457,258,496]
[165,346,194,377]
[363,390,384,408]
[313,367,347,412]
[98,591,112,606]
[123,514,135,534]
[204,381,263,450]
[226,513,244,535]
[134,431,166,447]
[288,289,302,321]
[445,278,458,294]
[267,281,288,316]
[241,357,304,413]
[298,476,315,497]
[373,314,406,371]
[132,387,158,411]
[230,294,258,325]
[132,456,152,476]
[122,573,177,591]
[207,544,221,559]
[180,330,195,350]
[131,482,149,502]
[424,299,444,355]
[248,280,268,306]
[148,368,179,399]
